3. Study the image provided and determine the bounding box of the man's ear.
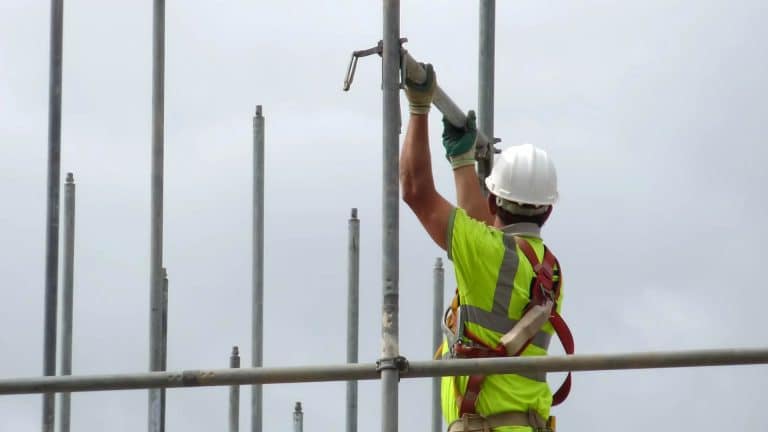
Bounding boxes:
[487,194,498,216]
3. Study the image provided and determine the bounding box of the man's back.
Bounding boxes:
[441,208,563,429]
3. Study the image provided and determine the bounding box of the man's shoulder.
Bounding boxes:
[452,208,504,242]
[452,207,500,232]
[448,208,505,262]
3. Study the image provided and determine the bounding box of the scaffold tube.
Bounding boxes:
[402,52,491,155]
[0,349,765,396]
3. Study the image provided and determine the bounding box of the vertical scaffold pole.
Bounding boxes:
[230,346,241,432]
[293,402,303,432]
[59,173,75,432]
[43,0,64,430]
[251,105,265,432]
[381,2,401,432]
[160,268,168,432]
[478,0,495,193]
[148,0,166,431]
[431,258,444,432]
[346,208,360,432]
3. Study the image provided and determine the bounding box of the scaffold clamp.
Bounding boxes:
[343,38,409,91]
[376,356,409,374]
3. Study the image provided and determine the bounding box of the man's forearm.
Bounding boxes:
[440,109,494,225]
[400,114,436,201]
[399,64,454,250]
[454,165,493,225]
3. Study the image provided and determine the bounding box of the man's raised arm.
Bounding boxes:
[399,64,454,251]
[442,111,494,225]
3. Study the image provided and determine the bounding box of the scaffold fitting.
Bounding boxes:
[376,356,409,374]
[343,38,408,91]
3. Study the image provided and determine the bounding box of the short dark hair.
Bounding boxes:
[495,202,552,227]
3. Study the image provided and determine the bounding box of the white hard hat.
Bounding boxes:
[484,143,559,206]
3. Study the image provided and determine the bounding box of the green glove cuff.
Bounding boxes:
[442,110,478,159]
[449,150,476,170]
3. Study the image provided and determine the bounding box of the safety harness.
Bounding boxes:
[444,237,574,424]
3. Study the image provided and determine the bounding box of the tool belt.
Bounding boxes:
[447,411,553,432]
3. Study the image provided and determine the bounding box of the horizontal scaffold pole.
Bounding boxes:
[0,348,766,396]
[401,52,494,159]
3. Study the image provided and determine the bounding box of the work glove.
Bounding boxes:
[404,63,436,115]
[442,110,478,169]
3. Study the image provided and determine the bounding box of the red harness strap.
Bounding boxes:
[455,238,574,416]
[515,238,574,406]
[455,329,501,416]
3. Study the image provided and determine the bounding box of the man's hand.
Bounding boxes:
[444,110,493,225]
[442,110,478,169]
[404,63,436,115]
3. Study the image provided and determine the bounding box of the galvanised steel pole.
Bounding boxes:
[251,105,265,432]
[3,348,768,394]
[160,268,168,432]
[43,0,64,430]
[293,402,303,432]
[148,0,166,431]
[346,208,360,432]
[230,346,241,432]
[381,3,401,432]
[431,258,444,432]
[59,173,75,432]
[477,0,495,192]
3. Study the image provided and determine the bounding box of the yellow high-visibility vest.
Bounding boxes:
[441,208,564,432]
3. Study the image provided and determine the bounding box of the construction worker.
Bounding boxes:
[400,64,568,432]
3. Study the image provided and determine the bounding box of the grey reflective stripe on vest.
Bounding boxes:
[491,233,519,316]
[447,224,551,383]
[500,222,541,238]
[458,230,552,377]
[463,232,553,351]
[461,305,552,351]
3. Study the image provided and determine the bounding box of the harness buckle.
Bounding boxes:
[458,414,490,432]
[537,283,555,303]
[453,339,505,359]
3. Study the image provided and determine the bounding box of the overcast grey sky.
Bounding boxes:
[1,0,767,431]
